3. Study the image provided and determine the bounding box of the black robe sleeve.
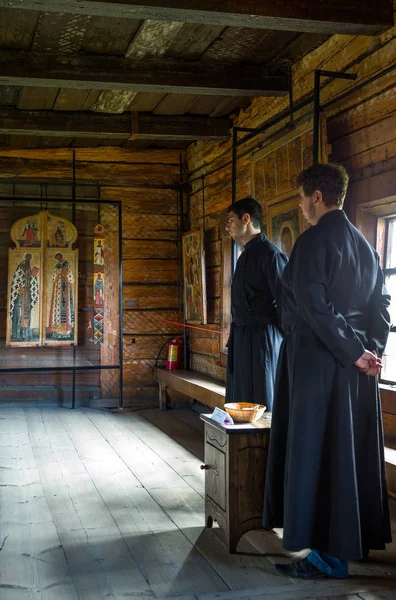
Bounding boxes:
[292,233,365,367]
[264,251,288,309]
[367,258,391,356]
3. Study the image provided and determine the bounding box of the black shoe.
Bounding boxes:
[275,558,327,579]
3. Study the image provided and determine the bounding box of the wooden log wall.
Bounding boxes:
[185,3,396,385]
[0,148,182,404]
[100,185,183,401]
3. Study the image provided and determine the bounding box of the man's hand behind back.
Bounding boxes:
[354,350,382,376]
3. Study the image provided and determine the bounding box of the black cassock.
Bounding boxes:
[264,210,391,560]
[226,233,287,412]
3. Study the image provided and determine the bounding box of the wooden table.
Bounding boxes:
[200,413,271,553]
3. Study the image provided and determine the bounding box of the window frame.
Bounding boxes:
[380,216,396,386]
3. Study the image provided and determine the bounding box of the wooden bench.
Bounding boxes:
[154,367,226,410]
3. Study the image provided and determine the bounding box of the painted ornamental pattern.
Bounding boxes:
[93,223,105,344]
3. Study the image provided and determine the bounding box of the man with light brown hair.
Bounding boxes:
[264,162,391,579]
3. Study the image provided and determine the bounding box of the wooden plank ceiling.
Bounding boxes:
[0,1,392,150]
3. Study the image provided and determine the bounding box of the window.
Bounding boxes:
[382,217,396,384]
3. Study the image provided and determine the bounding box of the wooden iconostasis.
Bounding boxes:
[0,201,108,403]
[7,211,78,348]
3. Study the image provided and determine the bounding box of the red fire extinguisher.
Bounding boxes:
[166,337,183,371]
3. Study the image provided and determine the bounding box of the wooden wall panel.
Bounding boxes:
[327,85,396,141]
[207,297,222,324]
[355,208,378,248]
[123,359,159,386]
[0,370,100,387]
[0,157,179,186]
[206,266,221,298]
[331,112,396,162]
[124,335,171,360]
[123,384,161,398]
[123,284,179,310]
[190,353,226,383]
[123,259,178,284]
[190,334,220,357]
[206,240,222,268]
[122,212,178,240]
[101,186,178,211]
[329,86,396,222]
[123,310,183,335]
[343,138,396,174]
[0,148,179,163]
[122,239,177,260]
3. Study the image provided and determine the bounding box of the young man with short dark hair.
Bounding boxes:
[225,197,287,412]
[264,162,391,579]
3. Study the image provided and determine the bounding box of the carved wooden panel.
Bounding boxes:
[205,443,226,511]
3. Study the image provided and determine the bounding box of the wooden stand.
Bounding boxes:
[200,413,271,553]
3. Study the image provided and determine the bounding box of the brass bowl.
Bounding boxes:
[224,402,266,423]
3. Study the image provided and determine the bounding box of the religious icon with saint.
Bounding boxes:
[47,213,77,248]
[19,219,40,247]
[182,229,207,324]
[7,250,42,346]
[6,210,79,347]
[44,249,78,344]
[94,238,105,267]
[94,272,104,307]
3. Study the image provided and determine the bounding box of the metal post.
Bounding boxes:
[312,69,321,164]
[72,150,77,409]
[232,127,237,204]
[176,186,182,315]
[72,352,76,409]
[118,201,124,409]
[178,157,188,371]
[288,65,294,123]
[185,186,190,232]
[179,154,184,232]
[313,69,357,164]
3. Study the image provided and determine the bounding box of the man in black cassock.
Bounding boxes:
[264,163,391,579]
[225,197,287,412]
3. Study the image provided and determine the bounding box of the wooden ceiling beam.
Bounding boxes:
[0,51,288,97]
[0,0,392,35]
[0,109,231,141]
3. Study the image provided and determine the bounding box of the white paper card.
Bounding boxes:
[210,407,234,425]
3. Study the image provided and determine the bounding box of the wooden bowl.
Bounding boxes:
[224,402,266,423]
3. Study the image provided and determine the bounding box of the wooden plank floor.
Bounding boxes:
[1,406,396,600]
